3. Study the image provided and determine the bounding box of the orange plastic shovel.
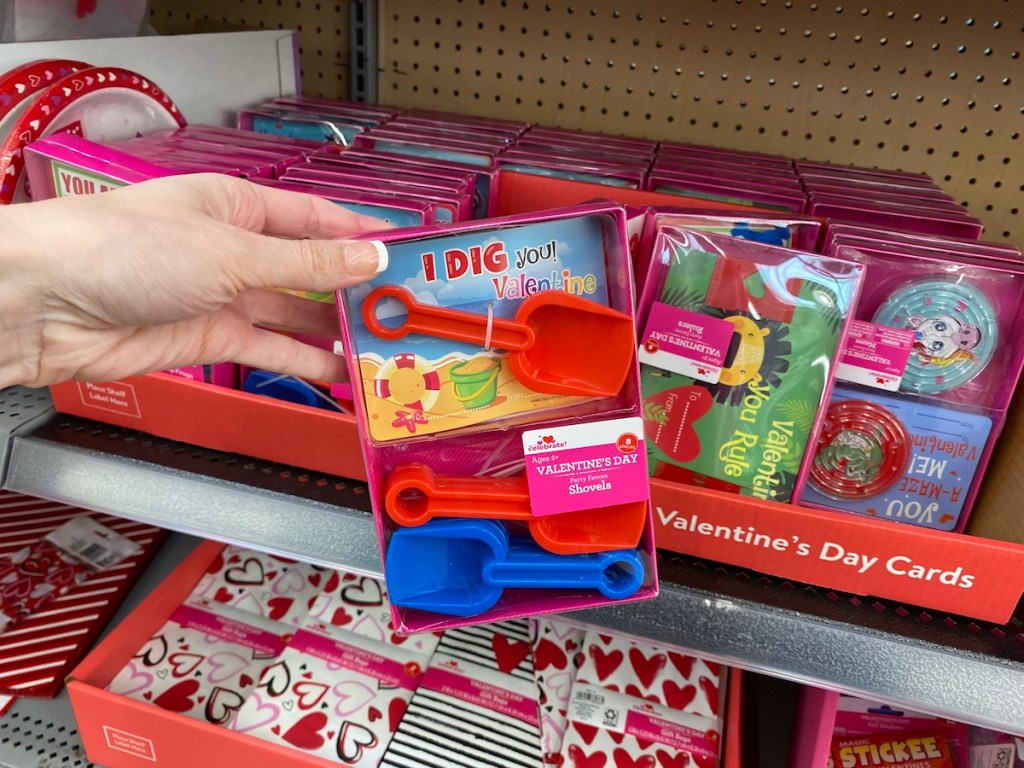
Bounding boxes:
[382,463,647,555]
[362,285,634,398]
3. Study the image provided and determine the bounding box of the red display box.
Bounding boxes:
[49,373,365,481]
[67,540,746,768]
[48,172,1024,625]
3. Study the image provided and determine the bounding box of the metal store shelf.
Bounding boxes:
[3,389,1023,733]
[3,389,380,576]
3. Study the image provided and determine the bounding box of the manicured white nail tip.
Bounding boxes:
[370,240,389,275]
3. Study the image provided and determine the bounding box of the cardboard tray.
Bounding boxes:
[67,539,746,768]
[67,541,343,768]
[48,172,1024,625]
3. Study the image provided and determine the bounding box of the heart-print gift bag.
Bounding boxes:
[302,569,443,658]
[574,630,725,720]
[379,650,545,768]
[230,625,427,767]
[637,226,862,502]
[187,545,323,627]
[107,601,288,725]
[531,616,587,765]
[559,680,722,768]
[434,618,536,683]
[0,515,141,631]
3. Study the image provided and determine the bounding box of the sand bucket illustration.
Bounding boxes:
[450,357,502,408]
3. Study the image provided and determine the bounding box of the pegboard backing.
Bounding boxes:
[145,0,1020,244]
[378,0,1022,247]
[147,0,351,99]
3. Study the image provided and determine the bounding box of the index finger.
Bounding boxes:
[242,179,393,239]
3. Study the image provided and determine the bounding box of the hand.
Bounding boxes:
[0,173,389,389]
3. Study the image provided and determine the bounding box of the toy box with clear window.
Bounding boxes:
[334,202,657,634]
[635,226,864,503]
[795,242,1024,533]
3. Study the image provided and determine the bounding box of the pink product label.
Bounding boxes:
[836,320,915,391]
[421,666,539,726]
[165,365,202,381]
[290,631,422,691]
[624,710,719,759]
[833,711,948,737]
[638,302,734,383]
[522,417,649,517]
[171,605,283,657]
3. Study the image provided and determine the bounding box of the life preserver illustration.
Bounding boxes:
[373,352,441,411]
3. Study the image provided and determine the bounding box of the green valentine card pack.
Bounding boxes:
[637,227,864,502]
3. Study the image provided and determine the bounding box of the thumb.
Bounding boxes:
[242,235,389,293]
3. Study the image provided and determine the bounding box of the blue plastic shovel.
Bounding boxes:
[385,518,646,617]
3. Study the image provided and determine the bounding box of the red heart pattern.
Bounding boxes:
[613,749,655,768]
[667,652,694,681]
[493,633,531,675]
[260,661,292,697]
[629,648,667,689]
[283,711,328,750]
[135,634,168,667]
[167,652,204,678]
[656,749,690,768]
[336,721,378,763]
[340,577,383,607]
[224,557,265,586]
[388,697,407,732]
[204,686,244,725]
[535,638,570,672]
[293,680,329,710]
[662,680,697,711]
[589,644,624,682]
[625,684,660,704]
[568,743,607,768]
[153,679,200,713]
[267,596,294,621]
[331,607,354,626]
[699,676,719,716]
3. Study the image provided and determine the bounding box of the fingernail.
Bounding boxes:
[348,239,389,276]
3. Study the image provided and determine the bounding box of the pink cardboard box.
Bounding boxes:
[334,201,658,634]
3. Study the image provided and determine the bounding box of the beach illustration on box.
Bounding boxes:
[358,350,592,441]
[344,215,614,441]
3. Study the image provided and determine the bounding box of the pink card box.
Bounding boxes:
[23,133,179,200]
[334,202,658,634]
